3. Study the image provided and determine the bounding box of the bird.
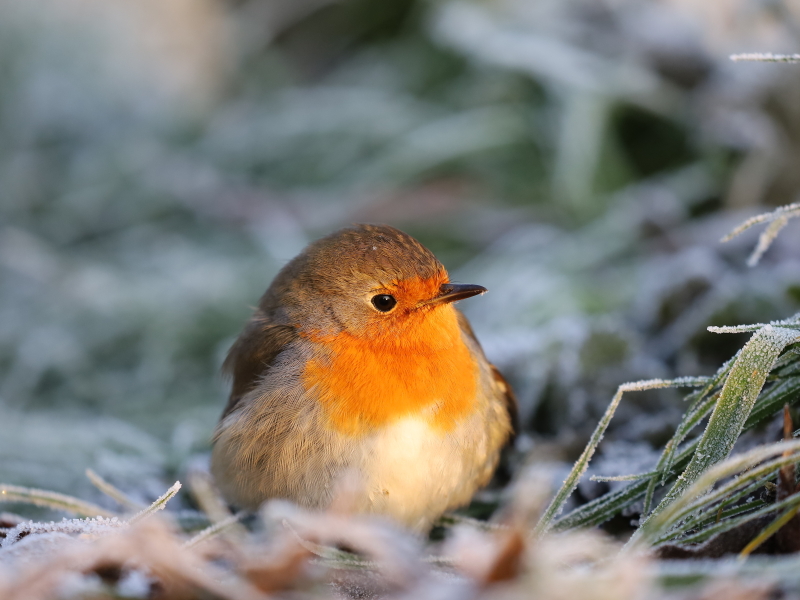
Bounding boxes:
[211,224,516,531]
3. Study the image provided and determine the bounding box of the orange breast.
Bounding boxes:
[301,306,479,436]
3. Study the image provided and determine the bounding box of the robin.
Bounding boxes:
[211,224,516,531]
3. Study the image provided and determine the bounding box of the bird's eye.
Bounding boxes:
[371,294,397,312]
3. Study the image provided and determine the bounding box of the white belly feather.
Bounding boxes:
[356,416,491,530]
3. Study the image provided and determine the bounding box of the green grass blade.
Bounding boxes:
[666,491,800,549]
[655,472,773,545]
[659,393,719,483]
[534,377,707,535]
[642,392,718,514]
[544,329,799,534]
[590,471,658,482]
[773,345,800,374]
[551,478,650,532]
[656,501,768,546]
[660,504,765,546]
[552,440,698,532]
[653,448,800,545]
[642,361,733,514]
[745,377,800,429]
[637,326,800,538]
[739,499,800,557]
[631,440,800,548]
[555,373,800,533]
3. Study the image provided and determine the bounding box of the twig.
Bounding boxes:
[184,511,246,548]
[129,482,181,524]
[0,484,116,518]
[730,53,800,63]
[85,469,144,512]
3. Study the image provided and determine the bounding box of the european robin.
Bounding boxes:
[211,224,516,531]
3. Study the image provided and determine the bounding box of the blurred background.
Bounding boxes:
[1,0,800,512]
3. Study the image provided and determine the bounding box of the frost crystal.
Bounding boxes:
[721,202,800,265]
[1,516,126,548]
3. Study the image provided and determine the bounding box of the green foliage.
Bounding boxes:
[540,207,800,556]
[2,0,800,596]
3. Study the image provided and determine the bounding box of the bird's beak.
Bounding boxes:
[423,282,487,306]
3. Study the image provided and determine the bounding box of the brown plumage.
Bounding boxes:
[211,224,516,531]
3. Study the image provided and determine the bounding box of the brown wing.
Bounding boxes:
[456,310,519,439]
[220,311,298,419]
